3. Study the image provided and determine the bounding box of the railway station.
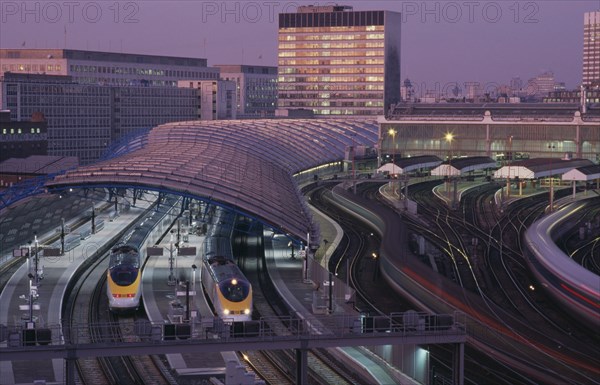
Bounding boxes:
[0,111,599,385]
[0,118,468,385]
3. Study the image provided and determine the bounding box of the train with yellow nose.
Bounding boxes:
[201,210,253,322]
[107,195,180,313]
[107,242,142,312]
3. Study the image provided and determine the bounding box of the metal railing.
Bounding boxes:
[2,311,466,353]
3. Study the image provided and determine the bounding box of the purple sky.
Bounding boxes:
[1,1,598,89]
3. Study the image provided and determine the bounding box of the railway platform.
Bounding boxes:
[142,233,247,383]
[139,210,421,385]
[0,200,153,385]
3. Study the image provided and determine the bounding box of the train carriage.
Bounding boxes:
[106,195,180,313]
[201,208,253,322]
[201,255,252,322]
[107,243,142,312]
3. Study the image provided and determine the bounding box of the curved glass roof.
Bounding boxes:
[46,118,378,240]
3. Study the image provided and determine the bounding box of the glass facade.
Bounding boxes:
[217,65,278,117]
[583,11,600,87]
[2,75,198,164]
[0,49,218,88]
[277,9,401,116]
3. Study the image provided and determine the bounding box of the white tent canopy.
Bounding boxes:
[562,165,600,181]
[377,163,404,175]
[431,156,496,177]
[430,164,461,177]
[494,159,594,179]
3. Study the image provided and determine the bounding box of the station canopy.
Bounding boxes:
[430,156,496,177]
[45,119,378,241]
[494,158,594,179]
[562,165,600,181]
[0,155,79,175]
[377,155,442,175]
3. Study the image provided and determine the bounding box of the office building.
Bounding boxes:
[528,72,556,100]
[1,73,198,164]
[178,80,237,120]
[0,49,242,164]
[216,65,278,118]
[0,49,219,87]
[0,110,48,162]
[277,5,401,116]
[583,11,600,88]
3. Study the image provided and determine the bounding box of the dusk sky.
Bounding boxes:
[1,1,599,90]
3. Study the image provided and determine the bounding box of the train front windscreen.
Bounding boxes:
[219,279,250,302]
[109,246,140,286]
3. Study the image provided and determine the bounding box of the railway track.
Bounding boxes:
[0,198,111,294]
[238,222,364,385]
[316,180,600,384]
[62,200,176,385]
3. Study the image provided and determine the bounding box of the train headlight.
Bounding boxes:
[244,309,251,315]
[231,279,238,285]
[223,309,230,315]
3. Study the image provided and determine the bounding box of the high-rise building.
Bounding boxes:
[583,11,600,88]
[277,5,401,116]
[216,65,278,118]
[0,49,219,87]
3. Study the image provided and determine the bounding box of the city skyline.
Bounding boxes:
[1,1,598,90]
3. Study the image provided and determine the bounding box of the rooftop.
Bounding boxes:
[0,49,208,67]
[384,102,600,122]
[46,118,379,241]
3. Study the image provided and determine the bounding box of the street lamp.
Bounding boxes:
[168,229,177,286]
[33,233,40,287]
[191,264,197,294]
[388,128,398,198]
[548,143,556,212]
[444,132,454,154]
[444,132,454,196]
[388,128,397,172]
[506,135,514,197]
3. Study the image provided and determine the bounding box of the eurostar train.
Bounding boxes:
[523,201,600,329]
[107,195,180,312]
[107,243,141,312]
[201,208,253,322]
